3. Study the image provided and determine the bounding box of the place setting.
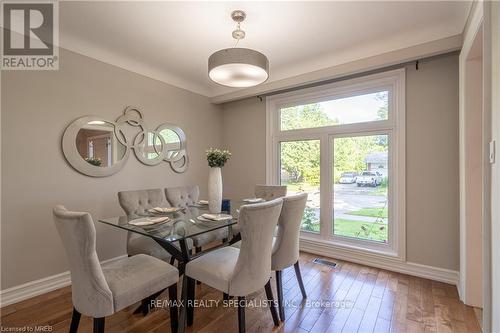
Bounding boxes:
[127,215,172,227]
[147,206,185,215]
[196,213,233,223]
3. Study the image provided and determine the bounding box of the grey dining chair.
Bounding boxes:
[118,188,193,265]
[255,184,287,201]
[165,185,228,254]
[271,193,308,321]
[53,205,179,333]
[231,184,288,238]
[181,199,283,333]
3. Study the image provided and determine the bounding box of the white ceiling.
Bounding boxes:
[59,1,471,97]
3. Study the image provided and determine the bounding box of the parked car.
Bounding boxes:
[356,171,383,187]
[339,172,358,184]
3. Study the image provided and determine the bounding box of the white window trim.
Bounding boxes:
[266,69,406,261]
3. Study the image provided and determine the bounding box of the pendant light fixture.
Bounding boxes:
[208,10,269,88]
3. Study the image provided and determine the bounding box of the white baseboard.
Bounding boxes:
[0,255,127,308]
[299,238,459,285]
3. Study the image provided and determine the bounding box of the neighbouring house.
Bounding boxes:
[364,152,388,177]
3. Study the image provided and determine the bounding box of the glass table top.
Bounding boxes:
[98,204,239,244]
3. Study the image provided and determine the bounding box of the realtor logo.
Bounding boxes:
[1,1,59,70]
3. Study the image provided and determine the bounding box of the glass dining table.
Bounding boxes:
[98,203,242,274]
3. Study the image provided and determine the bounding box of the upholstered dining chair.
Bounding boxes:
[231,185,288,239]
[271,193,308,321]
[254,184,287,201]
[182,199,283,333]
[118,188,193,265]
[165,185,228,254]
[53,206,179,333]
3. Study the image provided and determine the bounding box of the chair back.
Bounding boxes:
[272,193,308,271]
[255,185,287,201]
[165,185,199,208]
[52,205,114,317]
[229,198,283,296]
[118,188,169,216]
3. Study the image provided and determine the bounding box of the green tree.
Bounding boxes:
[280,104,333,185]
[279,100,388,185]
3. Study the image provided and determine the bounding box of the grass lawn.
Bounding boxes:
[301,219,387,242]
[346,207,388,218]
[334,219,387,242]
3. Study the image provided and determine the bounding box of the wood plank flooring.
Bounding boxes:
[0,253,481,333]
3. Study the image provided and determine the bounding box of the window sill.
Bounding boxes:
[299,234,403,261]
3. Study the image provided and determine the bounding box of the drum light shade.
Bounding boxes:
[208,48,269,87]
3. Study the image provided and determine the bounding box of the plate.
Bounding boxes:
[242,198,265,203]
[198,213,233,222]
[149,207,182,214]
[128,216,171,226]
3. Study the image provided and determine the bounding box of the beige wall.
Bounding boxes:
[221,54,460,271]
[1,48,222,289]
[221,98,267,199]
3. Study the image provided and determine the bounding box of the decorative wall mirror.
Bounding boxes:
[62,106,188,177]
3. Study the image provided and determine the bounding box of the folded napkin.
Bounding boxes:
[128,216,170,226]
[200,213,232,221]
[198,200,209,205]
[242,198,265,203]
[150,207,179,213]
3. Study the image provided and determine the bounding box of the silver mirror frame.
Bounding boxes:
[156,122,186,162]
[61,107,189,177]
[62,116,131,177]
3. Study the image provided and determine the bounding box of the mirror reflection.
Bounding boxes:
[134,131,164,164]
[76,121,127,167]
[158,128,181,159]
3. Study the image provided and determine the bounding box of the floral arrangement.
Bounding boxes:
[206,148,231,168]
[85,157,102,166]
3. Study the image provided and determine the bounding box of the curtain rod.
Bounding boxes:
[256,50,460,100]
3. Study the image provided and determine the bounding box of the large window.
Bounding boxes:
[267,70,405,258]
[279,139,320,233]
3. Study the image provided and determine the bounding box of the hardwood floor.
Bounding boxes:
[0,253,481,333]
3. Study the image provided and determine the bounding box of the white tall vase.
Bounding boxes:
[208,167,222,213]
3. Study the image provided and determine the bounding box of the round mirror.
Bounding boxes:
[76,121,127,168]
[156,123,186,162]
[62,116,130,177]
[133,130,165,165]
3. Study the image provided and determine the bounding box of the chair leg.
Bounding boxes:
[275,270,285,321]
[69,307,81,333]
[141,298,150,316]
[137,289,165,316]
[195,247,202,285]
[168,284,178,333]
[264,280,280,326]
[294,261,307,299]
[93,317,105,333]
[237,296,246,333]
[186,277,195,327]
[169,257,175,265]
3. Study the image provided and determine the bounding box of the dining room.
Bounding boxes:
[1,1,500,333]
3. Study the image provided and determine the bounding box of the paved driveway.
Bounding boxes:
[300,183,388,224]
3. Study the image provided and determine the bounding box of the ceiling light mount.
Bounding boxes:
[208,10,269,88]
[231,10,246,23]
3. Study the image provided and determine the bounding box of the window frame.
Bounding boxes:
[266,69,406,260]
